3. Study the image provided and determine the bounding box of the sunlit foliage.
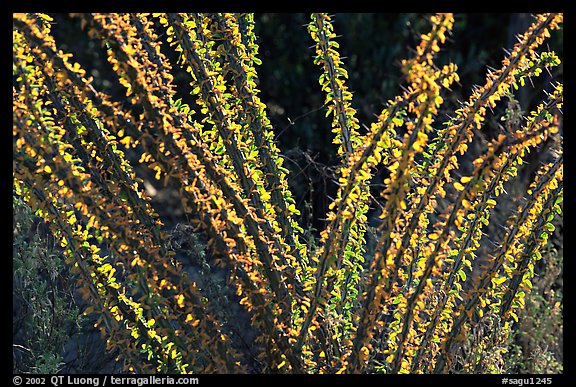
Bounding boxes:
[13,13,562,373]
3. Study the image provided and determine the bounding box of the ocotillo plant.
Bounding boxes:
[13,12,562,373]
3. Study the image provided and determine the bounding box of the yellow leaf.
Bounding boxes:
[358,169,371,181]
[360,346,370,362]
[44,165,52,173]
[87,215,96,229]
[510,312,518,323]
[438,30,446,43]
[261,190,271,202]
[131,256,144,267]
[413,132,428,153]
[454,182,465,191]
[120,136,132,147]
[413,141,424,153]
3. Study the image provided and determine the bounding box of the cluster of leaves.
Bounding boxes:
[13,197,121,373]
[13,13,562,373]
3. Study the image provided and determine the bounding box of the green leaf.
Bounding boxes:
[457,269,467,282]
[523,279,533,290]
[288,203,300,216]
[392,116,404,126]
[510,311,519,323]
[492,276,507,286]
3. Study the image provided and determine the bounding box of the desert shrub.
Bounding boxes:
[504,234,563,374]
[13,13,562,373]
[13,196,77,373]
